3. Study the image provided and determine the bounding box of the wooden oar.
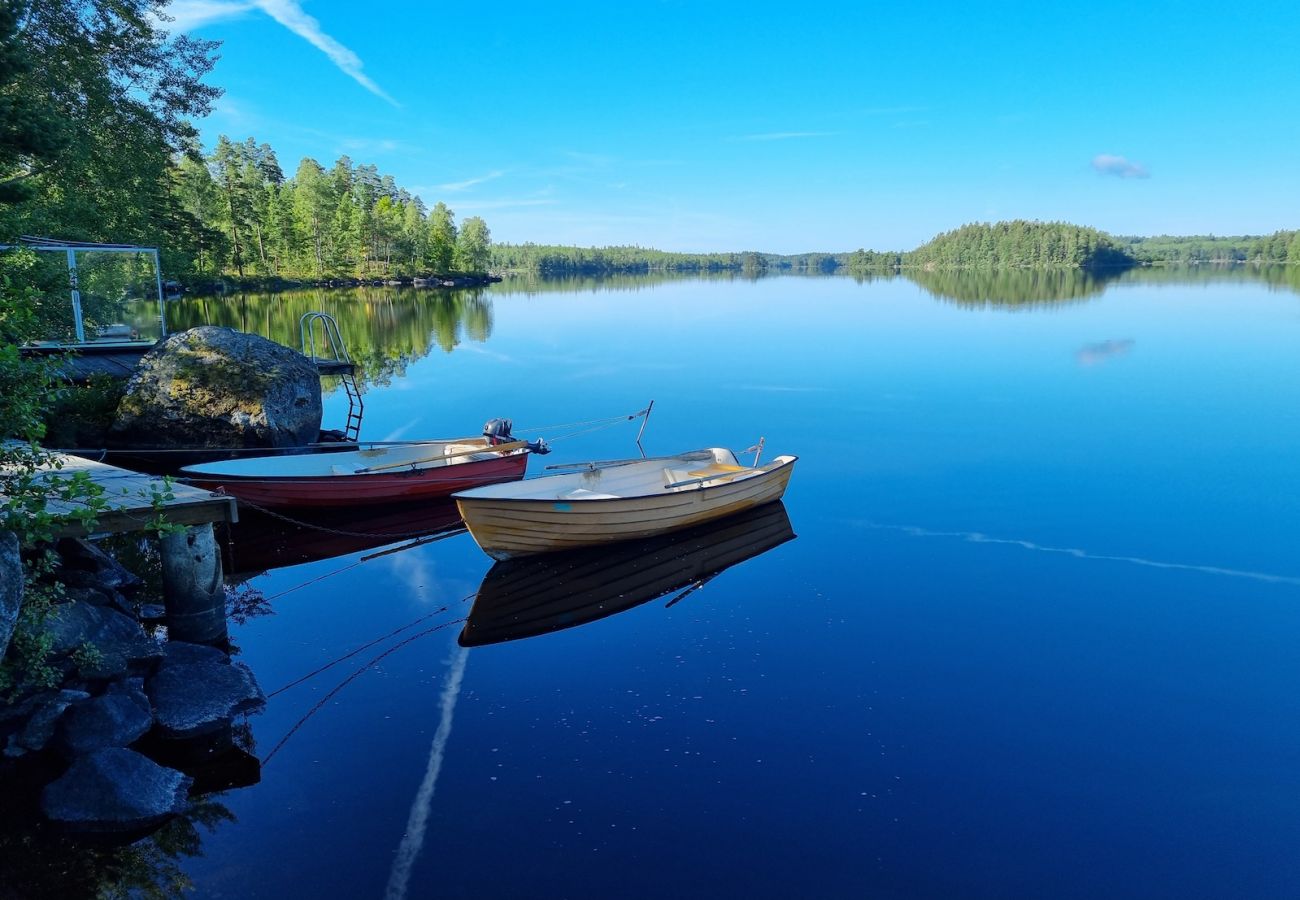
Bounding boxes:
[355,440,529,474]
[545,450,714,471]
[663,464,766,490]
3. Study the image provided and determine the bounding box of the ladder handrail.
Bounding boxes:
[299,311,352,364]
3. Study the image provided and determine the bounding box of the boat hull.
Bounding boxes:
[186,452,528,508]
[455,458,795,559]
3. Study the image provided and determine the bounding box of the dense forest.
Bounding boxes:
[173,137,492,279]
[500,223,1300,279]
[1121,231,1300,264]
[489,244,843,277]
[902,221,1134,270]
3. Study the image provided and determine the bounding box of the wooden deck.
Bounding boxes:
[21,344,355,382]
[3,450,238,538]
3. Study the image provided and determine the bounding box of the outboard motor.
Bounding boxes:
[482,417,551,455]
[483,418,514,445]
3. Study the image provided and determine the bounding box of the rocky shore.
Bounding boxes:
[0,535,264,833]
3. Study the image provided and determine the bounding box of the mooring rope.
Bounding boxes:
[262,616,469,765]
[265,600,470,698]
[229,494,467,541]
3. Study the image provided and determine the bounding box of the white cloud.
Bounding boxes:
[1091,153,1150,179]
[436,170,506,192]
[160,0,254,31]
[157,0,396,106]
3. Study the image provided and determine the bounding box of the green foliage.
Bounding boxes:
[0,0,220,283]
[490,244,755,275]
[907,220,1135,270]
[170,138,495,281]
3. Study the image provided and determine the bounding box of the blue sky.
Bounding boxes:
[164,0,1300,253]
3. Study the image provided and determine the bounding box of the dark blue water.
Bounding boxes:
[182,272,1300,898]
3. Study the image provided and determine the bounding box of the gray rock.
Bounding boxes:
[5,689,90,757]
[0,530,19,660]
[56,538,141,592]
[108,326,323,450]
[159,640,229,667]
[47,602,162,680]
[63,584,135,618]
[41,748,191,831]
[147,642,265,739]
[56,691,153,756]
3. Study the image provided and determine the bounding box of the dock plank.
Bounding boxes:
[2,450,237,538]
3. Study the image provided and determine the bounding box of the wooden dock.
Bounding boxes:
[4,450,238,538]
[21,344,355,382]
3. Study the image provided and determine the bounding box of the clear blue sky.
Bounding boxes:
[165,0,1300,253]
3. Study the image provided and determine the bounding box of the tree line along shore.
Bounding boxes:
[490,221,1300,279]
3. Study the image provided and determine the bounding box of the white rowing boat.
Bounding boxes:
[452,447,796,560]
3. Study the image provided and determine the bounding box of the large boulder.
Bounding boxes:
[146,641,265,739]
[109,326,322,449]
[41,748,191,832]
[0,530,19,660]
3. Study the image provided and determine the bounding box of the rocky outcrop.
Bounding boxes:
[47,603,163,680]
[109,326,322,450]
[0,530,19,660]
[41,748,192,832]
[4,689,90,757]
[146,642,266,739]
[56,686,152,757]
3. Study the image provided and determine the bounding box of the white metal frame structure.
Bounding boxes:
[0,236,166,344]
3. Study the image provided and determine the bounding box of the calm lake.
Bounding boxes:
[60,269,1300,896]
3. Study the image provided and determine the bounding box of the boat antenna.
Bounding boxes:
[634,399,655,458]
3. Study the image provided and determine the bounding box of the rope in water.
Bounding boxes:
[265,598,473,698]
[229,494,466,541]
[262,615,469,765]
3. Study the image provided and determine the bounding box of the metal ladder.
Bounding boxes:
[300,311,364,443]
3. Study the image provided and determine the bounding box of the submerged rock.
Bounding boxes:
[109,325,323,450]
[0,530,19,660]
[41,748,191,831]
[56,689,153,757]
[146,642,265,739]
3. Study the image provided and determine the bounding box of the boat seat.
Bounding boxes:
[688,464,748,478]
[331,464,359,475]
[444,442,493,462]
[558,487,618,500]
[664,463,754,490]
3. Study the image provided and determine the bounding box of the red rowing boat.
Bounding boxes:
[180,437,531,508]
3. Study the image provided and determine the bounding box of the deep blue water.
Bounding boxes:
[180,272,1300,898]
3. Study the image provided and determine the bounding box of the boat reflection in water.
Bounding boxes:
[460,501,796,647]
[222,500,465,577]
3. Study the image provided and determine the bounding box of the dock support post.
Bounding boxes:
[160,524,228,646]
